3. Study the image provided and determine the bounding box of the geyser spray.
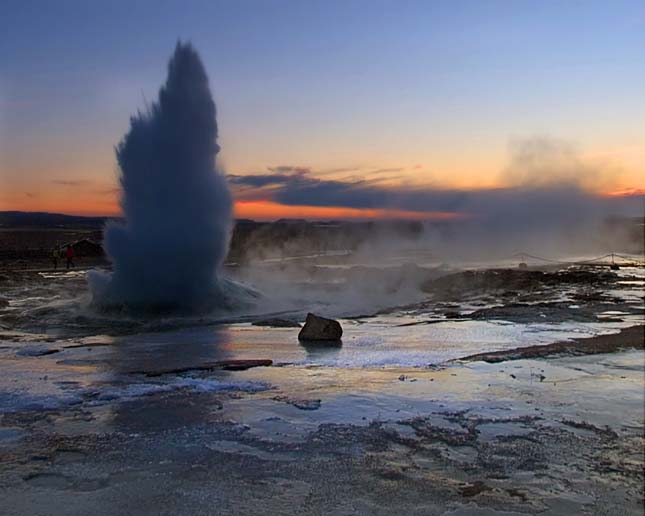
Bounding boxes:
[90,42,234,311]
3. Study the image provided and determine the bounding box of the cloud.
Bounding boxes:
[370,167,406,174]
[52,179,90,187]
[225,139,643,255]
[227,174,294,188]
[228,170,465,212]
[227,139,639,219]
[95,186,120,196]
[267,165,311,175]
[316,166,362,175]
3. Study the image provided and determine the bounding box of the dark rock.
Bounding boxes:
[466,301,599,323]
[134,359,273,376]
[220,359,273,371]
[298,313,342,342]
[460,325,644,363]
[273,396,321,410]
[0,297,9,309]
[460,481,492,497]
[560,419,618,438]
[17,347,60,357]
[252,318,301,328]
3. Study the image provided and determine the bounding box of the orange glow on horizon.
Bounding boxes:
[233,200,462,221]
[605,188,645,197]
[0,197,463,221]
[2,187,642,220]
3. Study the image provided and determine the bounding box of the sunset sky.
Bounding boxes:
[1,0,644,220]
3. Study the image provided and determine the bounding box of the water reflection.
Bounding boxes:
[108,327,236,374]
[298,339,343,361]
[105,327,238,433]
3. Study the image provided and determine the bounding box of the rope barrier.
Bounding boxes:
[510,251,644,267]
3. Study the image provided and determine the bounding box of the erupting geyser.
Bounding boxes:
[90,42,238,311]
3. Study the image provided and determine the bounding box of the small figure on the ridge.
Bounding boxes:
[65,245,75,269]
[52,246,60,269]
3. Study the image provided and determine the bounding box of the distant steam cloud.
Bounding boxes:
[90,42,238,311]
[228,139,643,255]
[501,138,613,191]
[52,179,91,187]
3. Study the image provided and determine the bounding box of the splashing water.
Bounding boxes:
[90,42,244,312]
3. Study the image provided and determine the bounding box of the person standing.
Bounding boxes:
[65,245,75,269]
[52,247,60,269]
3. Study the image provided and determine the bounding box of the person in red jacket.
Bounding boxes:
[65,245,75,269]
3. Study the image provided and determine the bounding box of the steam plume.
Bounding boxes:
[90,42,234,311]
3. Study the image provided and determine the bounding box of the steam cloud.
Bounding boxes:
[90,42,235,311]
[228,138,643,257]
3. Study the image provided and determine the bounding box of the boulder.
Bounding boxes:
[298,313,342,342]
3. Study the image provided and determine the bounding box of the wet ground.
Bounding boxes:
[0,262,643,514]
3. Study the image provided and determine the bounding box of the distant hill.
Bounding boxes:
[0,211,115,228]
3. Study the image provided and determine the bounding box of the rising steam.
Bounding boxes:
[90,42,237,311]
